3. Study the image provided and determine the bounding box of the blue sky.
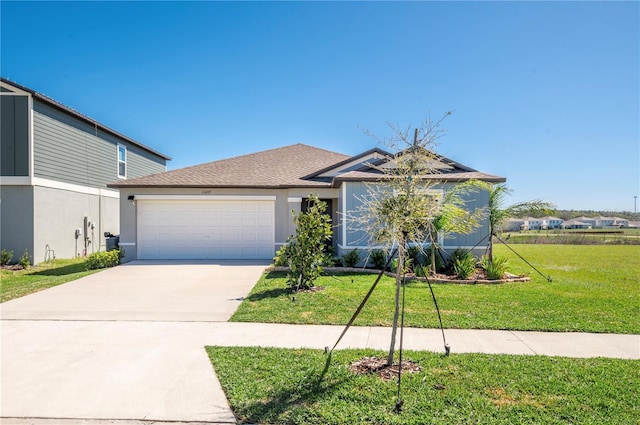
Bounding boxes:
[2,1,638,211]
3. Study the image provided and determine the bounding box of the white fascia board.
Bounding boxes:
[0,81,32,96]
[31,177,120,198]
[133,195,277,201]
[317,152,384,178]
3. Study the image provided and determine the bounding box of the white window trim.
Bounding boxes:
[117,144,127,179]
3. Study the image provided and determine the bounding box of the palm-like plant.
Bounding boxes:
[485,183,555,264]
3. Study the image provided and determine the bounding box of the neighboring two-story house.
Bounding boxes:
[0,78,170,264]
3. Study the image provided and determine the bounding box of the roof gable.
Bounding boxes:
[302,147,391,179]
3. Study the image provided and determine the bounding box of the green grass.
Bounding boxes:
[1,258,100,302]
[231,245,640,334]
[207,346,640,425]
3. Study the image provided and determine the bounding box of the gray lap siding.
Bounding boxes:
[32,101,165,188]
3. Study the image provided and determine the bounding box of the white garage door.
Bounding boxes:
[137,199,275,260]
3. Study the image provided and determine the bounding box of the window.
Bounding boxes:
[117,144,127,178]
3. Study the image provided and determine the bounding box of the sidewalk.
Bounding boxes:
[208,322,640,359]
[2,320,638,425]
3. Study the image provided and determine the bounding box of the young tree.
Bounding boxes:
[285,194,333,292]
[348,113,485,366]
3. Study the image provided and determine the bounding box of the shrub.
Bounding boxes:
[369,249,387,269]
[446,248,470,274]
[406,246,421,269]
[452,251,477,279]
[1,249,13,266]
[86,250,122,270]
[286,195,333,291]
[342,248,360,268]
[322,253,338,267]
[391,255,413,274]
[273,245,290,267]
[19,249,30,268]
[482,255,509,280]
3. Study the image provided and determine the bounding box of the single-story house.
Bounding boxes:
[108,144,505,262]
[0,78,170,264]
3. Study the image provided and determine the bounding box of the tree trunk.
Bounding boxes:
[488,226,494,267]
[387,237,406,366]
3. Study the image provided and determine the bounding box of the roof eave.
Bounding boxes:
[331,174,507,187]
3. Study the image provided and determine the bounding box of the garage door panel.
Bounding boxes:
[138,200,275,260]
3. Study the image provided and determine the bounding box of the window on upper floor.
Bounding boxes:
[117,144,127,178]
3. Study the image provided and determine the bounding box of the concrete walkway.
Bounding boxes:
[1,262,639,425]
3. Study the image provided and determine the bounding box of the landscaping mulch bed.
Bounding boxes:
[268,266,530,284]
[1,264,25,271]
[349,356,421,381]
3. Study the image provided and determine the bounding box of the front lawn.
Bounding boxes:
[0,258,100,302]
[207,346,640,425]
[230,245,640,334]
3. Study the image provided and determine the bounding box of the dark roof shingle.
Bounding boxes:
[109,143,350,188]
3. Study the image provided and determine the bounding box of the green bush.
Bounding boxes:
[1,249,13,266]
[19,249,30,268]
[86,250,122,270]
[342,248,360,268]
[286,195,333,291]
[390,255,413,274]
[453,251,477,279]
[273,245,290,266]
[445,248,470,274]
[406,246,421,270]
[482,255,509,280]
[414,264,427,277]
[369,249,387,269]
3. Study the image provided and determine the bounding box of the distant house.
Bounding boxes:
[562,219,593,229]
[502,218,525,232]
[504,215,629,232]
[539,216,563,229]
[109,144,505,262]
[523,217,543,230]
[0,78,170,264]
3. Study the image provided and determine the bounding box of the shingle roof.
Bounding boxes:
[109,143,350,188]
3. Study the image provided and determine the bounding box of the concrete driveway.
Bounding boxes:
[1,260,268,424]
[1,260,266,322]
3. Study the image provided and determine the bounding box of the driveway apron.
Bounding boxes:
[1,260,267,424]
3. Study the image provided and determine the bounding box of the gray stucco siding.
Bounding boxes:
[32,102,165,188]
[32,186,119,263]
[1,95,30,176]
[0,186,34,263]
